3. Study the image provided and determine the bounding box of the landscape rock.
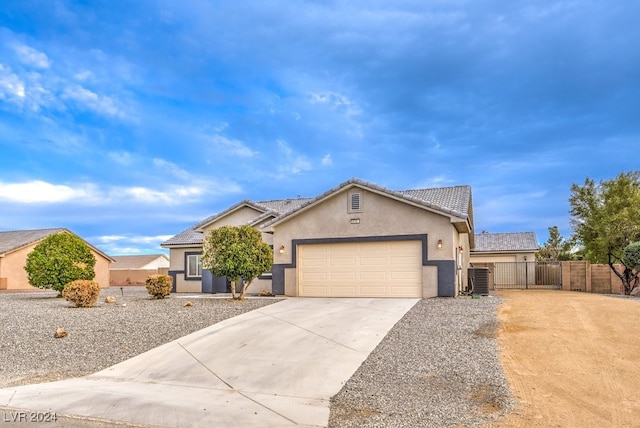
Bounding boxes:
[105,296,117,304]
[54,328,68,338]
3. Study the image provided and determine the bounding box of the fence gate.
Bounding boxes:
[493,261,562,290]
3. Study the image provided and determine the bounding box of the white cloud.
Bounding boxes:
[13,45,50,69]
[0,64,26,101]
[0,180,94,203]
[108,151,134,165]
[276,140,312,175]
[153,158,191,180]
[62,84,124,118]
[74,70,94,81]
[118,185,205,204]
[321,154,333,166]
[95,235,127,243]
[211,135,257,157]
[309,91,361,117]
[92,234,173,255]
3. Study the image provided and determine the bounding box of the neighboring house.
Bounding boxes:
[0,228,113,291]
[109,254,170,286]
[469,231,540,289]
[470,232,539,263]
[162,178,475,298]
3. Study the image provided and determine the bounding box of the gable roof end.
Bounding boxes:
[0,228,114,261]
[262,178,473,230]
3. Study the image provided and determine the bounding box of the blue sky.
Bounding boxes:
[1,1,638,255]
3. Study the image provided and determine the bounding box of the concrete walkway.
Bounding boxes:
[0,298,418,427]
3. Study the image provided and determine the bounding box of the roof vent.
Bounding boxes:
[350,192,361,211]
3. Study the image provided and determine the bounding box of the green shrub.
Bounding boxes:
[63,280,101,308]
[145,274,173,299]
[623,242,640,271]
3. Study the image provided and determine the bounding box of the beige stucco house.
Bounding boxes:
[0,228,113,290]
[110,254,170,286]
[162,178,475,297]
[469,231,539,289]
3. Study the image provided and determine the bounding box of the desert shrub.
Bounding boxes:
[145,274,173,299]
[63,280,101,308]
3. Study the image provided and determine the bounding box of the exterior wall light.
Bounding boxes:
[437,239,443,249]
[350,218,360,224]
[279,245,285,254]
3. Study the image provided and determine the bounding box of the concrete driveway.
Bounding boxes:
[0,297,418,427]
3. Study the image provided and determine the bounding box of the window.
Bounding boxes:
[349,192,362,212]
[186,254,202,278]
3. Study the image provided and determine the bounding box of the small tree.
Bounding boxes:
[201,225,273,300]
[24,232,96,295]
[536,226,576,261]
[569,171,640,294]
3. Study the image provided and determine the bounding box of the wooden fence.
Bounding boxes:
[561,261,625,294]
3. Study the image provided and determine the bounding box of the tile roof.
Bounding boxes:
[473,232,539,252]
[162,178,473,248]
[161,198,314,247]
[0,228,113,261]
[0,228,65,255]
[262,178,472,228]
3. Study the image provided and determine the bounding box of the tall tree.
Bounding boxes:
[201,225,273,300]
[537,226,575,261]
[569,171,640,294]
[24,232,96,295]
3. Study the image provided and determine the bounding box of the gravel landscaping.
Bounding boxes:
[0,287,280,388]
[329,295,515,428]
[1,288,514,427]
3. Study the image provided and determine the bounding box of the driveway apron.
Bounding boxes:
[0,297,418,427]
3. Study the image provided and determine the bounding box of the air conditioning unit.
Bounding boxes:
[468,268,490,296]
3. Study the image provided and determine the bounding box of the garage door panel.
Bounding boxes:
[359,257,387,266]
[329,272,358,281]
[359,271,387,280]
[298,241,422,297]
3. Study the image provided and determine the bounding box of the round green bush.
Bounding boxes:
[63,280,101,308]
[145,274,173,299]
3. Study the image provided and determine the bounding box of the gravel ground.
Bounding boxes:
[0,287,280,388]
[329,295,515,428]
[1,288,514,427]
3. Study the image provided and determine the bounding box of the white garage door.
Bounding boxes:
[298,241,423,297]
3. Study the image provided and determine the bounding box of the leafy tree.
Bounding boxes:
[536,226,576,261]
[24,232,96,295]
[201,225,273,300]
[569,171,640,294]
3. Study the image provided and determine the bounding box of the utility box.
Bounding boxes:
[468,268,490,296]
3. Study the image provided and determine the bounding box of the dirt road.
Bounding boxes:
[494,291,640,427]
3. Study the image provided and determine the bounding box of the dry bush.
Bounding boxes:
[62,280,101,308]
[145,274,173,299]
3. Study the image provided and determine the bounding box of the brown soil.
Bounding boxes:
[494,290,640,427]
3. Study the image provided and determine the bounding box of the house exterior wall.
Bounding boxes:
[139,256,170,270]
[0,243,111,290]
[168,247,203,293]
[0,245,33,290]
[169,207,276,293]
[271,187,464,297]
